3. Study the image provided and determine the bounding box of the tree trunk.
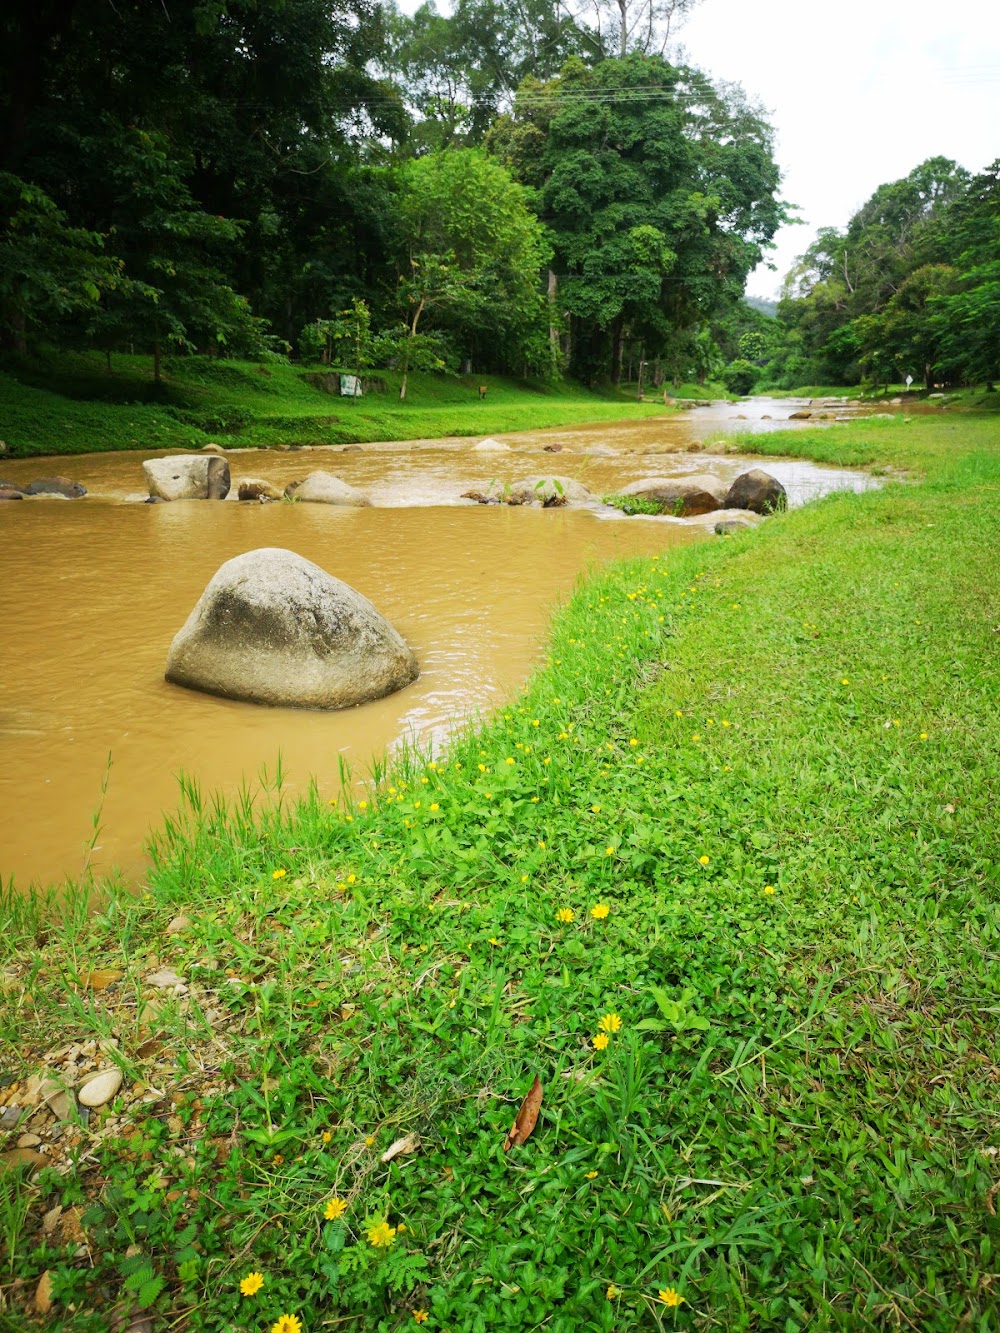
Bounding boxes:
[611,317,625,386]
[153,340,162,384]
[399,297,426,401]
[636,345,645,400]
[547,269,560,372]
[617,0,628,56]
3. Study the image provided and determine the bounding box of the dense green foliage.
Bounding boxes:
[488,54,785,386]
[4,410,1000,1329]
[1,0,780,392]
[766,157,1000,390]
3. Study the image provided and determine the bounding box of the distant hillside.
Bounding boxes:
[746,296,778,318]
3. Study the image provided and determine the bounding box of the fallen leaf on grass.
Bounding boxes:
[81,969,123,990]
[503,1075,542,1151]
[34,1272,53,1314]
[381,1133,420,1163]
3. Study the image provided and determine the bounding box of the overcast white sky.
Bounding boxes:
[677,0,1000,296]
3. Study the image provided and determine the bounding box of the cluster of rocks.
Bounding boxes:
[614,468,786,520]
[461,468,786,525]
[462,475,593,507]
[166,548,418,710]
[0,476,87,501]
[143,457,371,506]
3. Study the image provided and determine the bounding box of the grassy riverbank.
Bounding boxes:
[2,411,1000,1331]
[0,353,732,460]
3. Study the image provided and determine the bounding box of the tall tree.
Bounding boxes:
[390,149,551,394]
[488,53,784,384]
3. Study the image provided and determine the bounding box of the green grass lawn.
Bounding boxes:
[1,411,999,1331]
[0,352,690,459]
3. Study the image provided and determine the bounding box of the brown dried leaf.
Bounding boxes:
[503,1075,542,1151]
[380,1133,420,1163]
[34,1271,53,1315]
[81,969,123,991]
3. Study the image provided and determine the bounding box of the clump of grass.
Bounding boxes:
[3,412,1000,1330]
[602,492,666,516]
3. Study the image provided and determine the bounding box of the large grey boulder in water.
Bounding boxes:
[144,455,231,501]
[165,548,419,709]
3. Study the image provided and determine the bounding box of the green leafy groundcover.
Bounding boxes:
[2,413,1000,1332]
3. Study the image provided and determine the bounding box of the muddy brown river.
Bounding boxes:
[1,398,877,890]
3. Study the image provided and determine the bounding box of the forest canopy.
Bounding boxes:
[0,0,789,388]
[2,1,994,391]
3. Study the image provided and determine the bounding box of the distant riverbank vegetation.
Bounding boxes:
[1,0,784,404]
[4,6,996,429]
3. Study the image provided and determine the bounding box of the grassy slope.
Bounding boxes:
[2,414,1000,1331]
[0,353,726,459]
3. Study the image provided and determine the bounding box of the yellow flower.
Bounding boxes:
[606,1284,621,1300]
[478,763,487,772]
[489,937,500,946]
[698,855,710,865]
[841,678,849,685]
[538,839,545,849]
[629,738,638,747]
[585,1170,598,1179]
[532,719,540,727]
[367,1220,397,1248]
[591,804,601,813]
[598,1012,622,1033]
[659,1287,685,1307]
[321,1131,332,1143]
[272,1153,284,1165]
[920,732,928,740]
[605,846,614,856]
[430,803,439,812]
[271,868,287,880]
[691,733,701,742]
[359,800,368,809]
[592,1033,610,1050]
[506,757,515,765]
[763,885,775,896]
[675,710,683,717]
[413,1313,429,1324]
[324,1198,348,1221]
[240,1272,264,1297]
[364,1135,376,1148]
[271,1317,302,1333]
[590,903,610,920]
[556,908,575,923]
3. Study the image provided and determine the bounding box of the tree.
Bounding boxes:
[929,161,1000,386]
[488,53,784,384]
[0,172,118,353]
[391,150,551,396]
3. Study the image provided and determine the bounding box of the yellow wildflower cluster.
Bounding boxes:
[367,1220,397,1248]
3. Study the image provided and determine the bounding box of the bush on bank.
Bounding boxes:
[1,412,999,1331]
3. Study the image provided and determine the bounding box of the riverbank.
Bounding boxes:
[2,411,999,1330]
[0,353,734,459]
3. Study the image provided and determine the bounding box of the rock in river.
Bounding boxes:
[165,548,419,710]
[723,469,787,514]
[144,455,231,501]
[504,476,592,505]
[283,471,371,506]
[618,474,726,516]
[24,476,87,498]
